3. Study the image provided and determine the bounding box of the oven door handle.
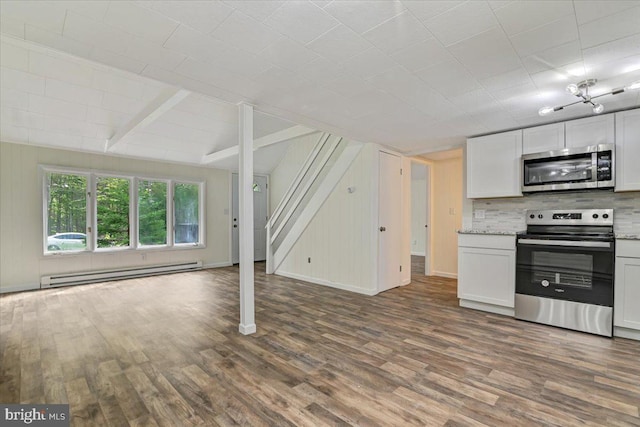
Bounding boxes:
[518,238,611,248]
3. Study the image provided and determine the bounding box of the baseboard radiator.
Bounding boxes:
[40,261,203,288]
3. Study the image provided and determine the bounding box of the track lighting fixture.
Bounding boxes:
[539,79,640,116]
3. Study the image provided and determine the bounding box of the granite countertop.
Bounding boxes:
[616,234,640,240]
[457,229,525,236]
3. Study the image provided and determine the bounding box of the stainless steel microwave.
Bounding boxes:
[522,144,615,193]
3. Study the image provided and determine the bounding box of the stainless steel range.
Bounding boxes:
[515,209,615,337]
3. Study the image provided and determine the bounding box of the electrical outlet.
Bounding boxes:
[474,210,486,219]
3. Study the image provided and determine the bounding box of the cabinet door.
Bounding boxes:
[565,114,614,148]
[614,256,640,330]
[458,247,515,307]
[466,130,522,198]
[615,109,640,192]
[523,123,564,154]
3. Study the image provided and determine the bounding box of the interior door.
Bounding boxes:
[378,152,402,292]
[232,173,268,264]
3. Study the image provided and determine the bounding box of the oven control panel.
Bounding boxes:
[526,209,613,226]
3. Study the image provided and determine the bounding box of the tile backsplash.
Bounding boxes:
[472,190,640,234]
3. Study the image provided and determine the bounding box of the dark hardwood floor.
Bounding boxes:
[1,263,639,426]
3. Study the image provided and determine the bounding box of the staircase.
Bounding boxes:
[266,133,363,274]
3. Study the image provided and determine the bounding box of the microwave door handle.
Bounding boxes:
[518,239,611,248]
[592,152,598,182]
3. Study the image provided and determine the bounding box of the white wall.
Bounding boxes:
[411,166,427,256]
[274,142,411,294]
[269,132,318,215]
[431,156,463,278]
[277,143,378,294]
[0,141,230,293]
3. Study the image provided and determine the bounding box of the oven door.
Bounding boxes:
[516,238,614,306]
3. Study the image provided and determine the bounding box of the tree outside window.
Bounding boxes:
[174,183,199,244]
[46,172,87,252]
[138,180,167,246]
[96,177,130,248]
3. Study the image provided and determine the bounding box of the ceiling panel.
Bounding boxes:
[573,0,639,25]
[578,6,640,49]
[0,0,639,162]
[306,25,372,63]
[263,0,339,44]
[210,11,281,54]
[149,1,233,34]
[0,1,67,34]
[102,1,180,44]
[390,38,452,72]
[510,14,579,57]
[44,79,103,107]
[223,0,286,23]
[415,59,482,97]
[361,11,433,54]
[401,1,465,22]
[448,27,521,80]
[324,0,406,34]
[258,37,319,72]
[423,1,498,47]
[493,1,574,36]
[521,40,583,74]
[340,47,398,80]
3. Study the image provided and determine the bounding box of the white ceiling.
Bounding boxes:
[1,0,640,168]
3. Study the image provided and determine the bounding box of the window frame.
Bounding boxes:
[136,177,171,249]
[172,180,205,247]
[93,173,134,252]
[40,165,206,256]
[42,166,92,255]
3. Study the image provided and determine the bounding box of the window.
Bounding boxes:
[96,176,130,249]
[42,167,204,254]
[174,183,200,244]
[45,172,88,252]
[138,180,167,246]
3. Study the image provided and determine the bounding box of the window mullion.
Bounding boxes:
[132,177,138,250]
[168,180,174,247]
[88,173,95,252]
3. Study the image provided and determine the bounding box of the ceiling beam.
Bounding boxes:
[104,88,191,152]
[201,125,317,164]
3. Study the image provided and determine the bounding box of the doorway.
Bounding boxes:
[232,174,268,264]
[378,151,402,292]
[410,161,430,276]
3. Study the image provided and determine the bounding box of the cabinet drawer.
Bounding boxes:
[458,234,516,250]
[617,240,640,258]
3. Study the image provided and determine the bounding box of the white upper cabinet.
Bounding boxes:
[565,114,615,148]
[467,130,522,199]
[522,122,565,154]
[615,109,640,192]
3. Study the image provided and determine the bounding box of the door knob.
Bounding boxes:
[379,226,386,232]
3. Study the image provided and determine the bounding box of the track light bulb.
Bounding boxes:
[538,106,554,116]
[566,84,580,95]
[592,103,604,114]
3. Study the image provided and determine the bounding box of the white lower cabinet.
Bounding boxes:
[458,234,515,316]
[614,240,640,340]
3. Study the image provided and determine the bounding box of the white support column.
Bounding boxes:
[238,103,256,335]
